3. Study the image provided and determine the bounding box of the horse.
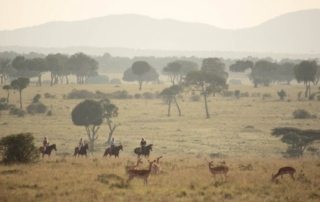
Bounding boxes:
[134,144,153,157]
[103,145,123,158]
[39,144,57,157]
[74,143,89,157]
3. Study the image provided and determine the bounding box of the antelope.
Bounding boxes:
[125,158,143,172]
[151,156,163,175]
[127,160,155,185]
[272,166,296,182]
[208,161,229,180]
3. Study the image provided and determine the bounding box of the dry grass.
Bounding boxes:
[0,83,320,201]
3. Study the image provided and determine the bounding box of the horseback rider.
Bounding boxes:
[43,136,49,152]
[140,138,146,153]
[110,137,115,152]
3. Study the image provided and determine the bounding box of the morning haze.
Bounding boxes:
[0,1,319,202]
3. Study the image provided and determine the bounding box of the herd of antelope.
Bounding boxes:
[123,156,297,185]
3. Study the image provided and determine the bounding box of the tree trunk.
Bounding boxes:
[6,90,9,103]
[173,96,181,116]
[167,99,171,117]
[50,73,54,86]
[38,74,42,86]
[88,138,94,152]
[203,93,210,119]
[66,75,69,84]
[19,90,22,109]
[138,80,142,90]
[106,120,117,145]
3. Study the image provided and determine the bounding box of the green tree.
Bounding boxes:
[250,60,277,87]
[123,65,159,89]
[131,61,152,90]
[27,58,47,86]
[272,127,320,157]
[71,100,104,151]
[11,77,30,109]
[160,85,182,117]
[229,60,254,72]
[0,58,12,84]
[185,58,228,119]
[294,60,318,98]
[46,53,69,85]
[0,133,39,163]
[163,61,182,85]
[68,53,98,84]
[275,62,295,85]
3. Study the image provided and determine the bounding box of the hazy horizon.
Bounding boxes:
[1,0,320,30]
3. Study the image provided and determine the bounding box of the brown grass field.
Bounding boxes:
[0,83,319,201]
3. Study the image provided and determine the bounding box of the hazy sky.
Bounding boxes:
[1,0,320,30]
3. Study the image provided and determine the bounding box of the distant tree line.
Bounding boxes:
[0,52,98,85]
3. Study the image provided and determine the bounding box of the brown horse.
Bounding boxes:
[134,144,153,158]
[103,145,123,158]
[74,143,89,157]
[39,144,57,157]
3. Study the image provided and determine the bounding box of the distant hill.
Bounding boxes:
[0,9,319,54]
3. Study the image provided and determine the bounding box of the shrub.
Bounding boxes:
[110,90,130,99]
[66,89,96,99]
[0,133,39,163]
[27,102,47,114]
[262,93,272,100]
[44,93,56,99]
[9,106,25,117]
[142,92,155,99]
[190,95,201,102]
[134,93,142,99]
[293,109,315,119]
[32,94,41,103]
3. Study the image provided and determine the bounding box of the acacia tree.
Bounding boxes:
[46,53,69,85]
[131,61,152,90]
[71,100,104,151]
[123,65,159,89]
[2,85,12,103]
[185,58,228,119]
[10,77,30,109]
[163,60,198,85]
[275,62,295,84]
[160,85,182,117]
[27,58,47,86]
[100,99,119,145]
[272,127,320,157]
[250,60,277,87]
[294,60,318,98]
[68,53,98,84]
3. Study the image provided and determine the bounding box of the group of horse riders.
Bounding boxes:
[41,136,148,153]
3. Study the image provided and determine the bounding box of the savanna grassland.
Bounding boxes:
[0,83,320,202]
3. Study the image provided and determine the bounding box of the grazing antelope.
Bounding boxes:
[125,158,143,172]
[151,156,163,175]
[127,160,155,185]
[208,161,229,180]
[272,166,296,182]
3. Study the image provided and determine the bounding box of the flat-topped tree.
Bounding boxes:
[163,60,198,85]
[272,127,320,157]
[131,61,151,90]
[10,77,30,109]
[294,60,318,98]
[160,85,182,117]
[71,100,104,152]
[185,58,228,119]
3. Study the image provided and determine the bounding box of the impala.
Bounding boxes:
[127,160,155,185]
[272,166,296,181]
[208,161,229,180]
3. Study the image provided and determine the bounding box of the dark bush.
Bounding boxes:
[32,94,41,103]
[9,106,25,117]
[293,109,315,119]
[110,90,130,99]
[44,93,56,99]
[27,102,47,114]
[0,133,39,163]
[46,110,53,116]
[142,92,155,99]
[134,93,142,99]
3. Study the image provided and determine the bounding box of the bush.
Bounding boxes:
[293,109,315,119]
[134,93,142,99]
[9,106,25,117]
[262,93,272,100]
[44,93,56,99]
[142,92,155,99]
[110,90,130,99]
[32,94,41,103]
[66,89,97,99]
[190,95,201,102]
[0,133,39,163]
[27,102,47,114]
